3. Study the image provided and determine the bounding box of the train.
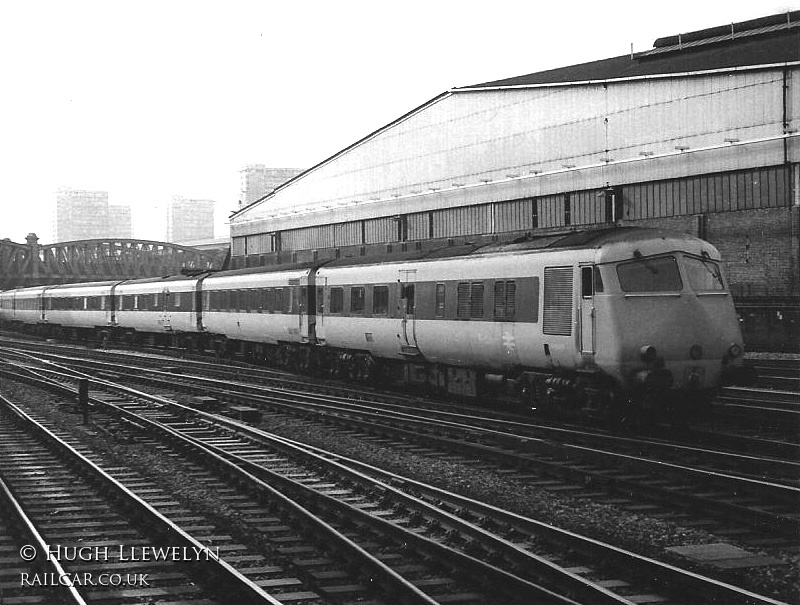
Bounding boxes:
[0,227,749,422]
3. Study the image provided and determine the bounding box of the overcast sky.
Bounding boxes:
[0,0,795,243]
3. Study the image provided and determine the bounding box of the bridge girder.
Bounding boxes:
[0,236,228,289]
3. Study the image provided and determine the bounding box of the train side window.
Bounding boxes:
[276,288,285,313]
[594,267,604,293]
[456,282,470,318]
[372,285,388,315]
[316,287,324,314]
[457,282,484,318]
[434,283,445,318]
[330,287,344,314]
[351,286,365,314]
[581,267,593,298]
[402,284,415,314]
[532,276,540,323]
[494,280,516,319]
[285,287,294,313]
[470,282,484,318]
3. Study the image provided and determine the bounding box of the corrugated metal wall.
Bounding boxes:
[537,194,566,229]
[234,164,794,255]
[334,222,362,247]
[407,213,431,240]
[364,218,396,244]
[571,190,605,226]
[622,165,790,220]
[432,205,493,238]
[495,199,535,232]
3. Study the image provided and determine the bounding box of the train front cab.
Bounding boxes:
[591,246,745,420]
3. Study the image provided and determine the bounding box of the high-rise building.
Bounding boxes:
[54,189,133,242]
[107,205,133,239]
[167,196,215,243]
[239,165,303,208]
[55,189,107,241]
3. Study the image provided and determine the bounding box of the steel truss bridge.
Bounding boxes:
[0,234,229,290]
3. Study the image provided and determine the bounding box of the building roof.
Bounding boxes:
[459,11,799,89]
[230,11,799,221]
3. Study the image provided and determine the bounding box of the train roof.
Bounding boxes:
[322,226,709,267]
[205,262,319,279]
[488,226,702,253]
[44,280,121,290]
[1,228,715,291]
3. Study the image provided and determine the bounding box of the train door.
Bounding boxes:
[398,269,419,355]
[304,273,316,344]
[579,266,595,355]
[161,288,172,331]
[290,278,305,338]
[315,277,327,344]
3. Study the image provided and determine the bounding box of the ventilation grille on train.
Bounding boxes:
[543,266,573,336]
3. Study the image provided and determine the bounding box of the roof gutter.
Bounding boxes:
[452,61,800,92]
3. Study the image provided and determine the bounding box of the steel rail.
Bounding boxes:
[1,354,791,605]
[0,393,284,605]
[0,475,89,605]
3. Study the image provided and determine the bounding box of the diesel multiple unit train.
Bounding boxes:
[0,227,747,421]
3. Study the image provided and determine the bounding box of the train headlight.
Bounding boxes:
[689,344,703,360]
[728,343,743,358]
[639,345,657,363]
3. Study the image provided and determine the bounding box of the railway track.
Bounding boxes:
[0,369,591,604]
[2,347,798,536]
[0,393,285,605]
[4,334,798,426]
[0,474,86,605]
[0,347,795,603]
[15,349,797,532]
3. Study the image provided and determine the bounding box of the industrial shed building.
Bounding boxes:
[230,12,800,351]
